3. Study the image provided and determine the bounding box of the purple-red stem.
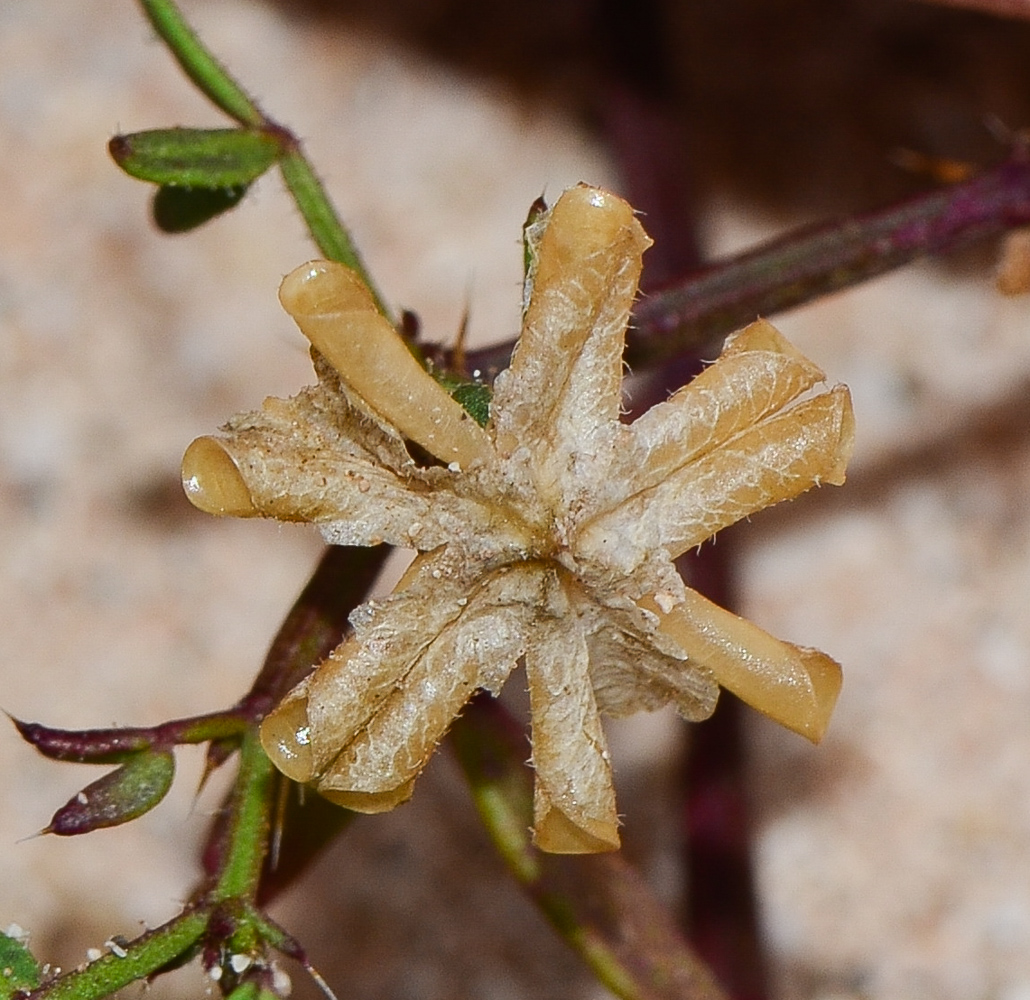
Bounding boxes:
[463,146,1030,377]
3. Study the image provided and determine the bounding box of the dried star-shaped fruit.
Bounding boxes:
[182,184,855,853]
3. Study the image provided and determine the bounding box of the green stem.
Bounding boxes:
[277,149,390,318]
[32,548,385,998]
[20,731,274,1000]
[138,0,262,126]
[211,730,277,902]
[138,0,390,320]
[26,909,209,1000]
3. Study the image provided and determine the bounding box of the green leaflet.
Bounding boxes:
[109,128,278,187]
[448,381,492,428]
[45,750,176,836]
[152,184,249,232]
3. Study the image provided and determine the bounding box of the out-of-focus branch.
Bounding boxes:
[910,0,1030,22]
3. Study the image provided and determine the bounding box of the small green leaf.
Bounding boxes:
[109,128,279,187]
[45,749,175,836]
[0,929,41,1000]
[152,184,248,233]
[449,381,492,428]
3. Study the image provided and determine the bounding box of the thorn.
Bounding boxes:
[453,300,471,377]
[305,963,339,1000]
[269,776,290,872]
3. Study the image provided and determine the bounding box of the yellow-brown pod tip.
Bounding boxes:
[278,260,372,317]
[540,186,646,278]
[259,695,315,782]
[181,437,258,517]
[791,649,843,744]
[532,807,620,854]
[827,385,856,486]
[318,778,416,814]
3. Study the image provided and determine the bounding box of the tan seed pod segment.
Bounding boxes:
[183,184,855,853]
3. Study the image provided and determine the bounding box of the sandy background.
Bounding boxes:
[4,2,1030,998]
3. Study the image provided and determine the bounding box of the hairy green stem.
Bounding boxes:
[139,0,262,125]
[26,909,209,1000]
[211,731,277,902]
[277,149,390,318]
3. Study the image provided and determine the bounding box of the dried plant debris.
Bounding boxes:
[182,185,854,853]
